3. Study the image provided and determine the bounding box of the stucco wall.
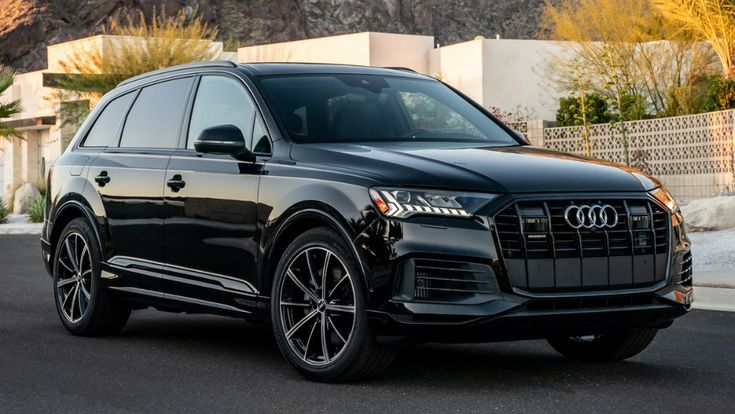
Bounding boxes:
[481,39,566,120]
[429,39,485,105]
[47,35,224,74]
[428,38,566,119]
[1,70,56,120]
[237,32,434,73]
[239,32,372,66]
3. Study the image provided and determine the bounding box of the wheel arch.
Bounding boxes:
[261,203,372,300]
[49,199,104,260]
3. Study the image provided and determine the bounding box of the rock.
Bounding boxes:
[12,182,40,214]
[681,196,735,232]
[0,0,547,72]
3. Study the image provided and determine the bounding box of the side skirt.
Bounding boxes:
[101,257,270,319]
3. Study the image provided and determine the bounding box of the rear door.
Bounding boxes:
[162,74,270,305]
[90,77,195,292]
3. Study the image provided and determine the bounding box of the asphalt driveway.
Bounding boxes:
[1,235,733,413]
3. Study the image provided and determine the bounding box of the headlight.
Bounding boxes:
[369,187,498,219]
[649,186,679,212]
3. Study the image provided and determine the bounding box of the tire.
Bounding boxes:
[271,227,396,382]
[547,328,658,362]
[53,218,130,336]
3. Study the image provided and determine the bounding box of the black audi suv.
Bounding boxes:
[41,61,693,382]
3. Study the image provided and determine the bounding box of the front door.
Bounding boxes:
[163,75,269,305]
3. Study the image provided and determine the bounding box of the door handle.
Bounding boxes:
[167,174,186,192]
[94,171,110,187]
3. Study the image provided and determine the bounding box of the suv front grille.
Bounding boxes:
[494,199,670,293]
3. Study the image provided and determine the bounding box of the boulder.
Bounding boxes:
[12,182,40,214]
[681,196,735,232]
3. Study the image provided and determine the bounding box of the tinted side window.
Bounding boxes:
[252,115,271,154]
[187,76,256,149]
[120,77,194,148]
[82,92,135,147]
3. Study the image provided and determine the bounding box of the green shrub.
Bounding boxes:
[617,93,648,121]
[27,196,45,224]
[702,75,735,112]
[0,199,7,224]
[556,94,611,127]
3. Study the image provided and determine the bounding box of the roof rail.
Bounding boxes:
[383,66,417,73]
[117,60,238,87]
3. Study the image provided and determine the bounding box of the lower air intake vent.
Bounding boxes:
[526,294,656,312]
[396,259,499,303]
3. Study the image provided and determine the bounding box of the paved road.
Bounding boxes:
[1,235,734,413]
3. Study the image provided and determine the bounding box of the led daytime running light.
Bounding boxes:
[371,189,474,219]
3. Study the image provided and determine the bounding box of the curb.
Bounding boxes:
[691,270,734,312]
[692,287,735,312]
[692,285,735,312]
[0,224,42,235]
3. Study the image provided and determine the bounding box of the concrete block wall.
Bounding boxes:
[517,109,735,201]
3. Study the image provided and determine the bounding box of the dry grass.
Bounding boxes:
[56,7,218,96]
[653,0,735,78]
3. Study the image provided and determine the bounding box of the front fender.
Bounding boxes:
[257,176,380,298]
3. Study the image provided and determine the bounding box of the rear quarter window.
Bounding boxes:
[81,92,135,148]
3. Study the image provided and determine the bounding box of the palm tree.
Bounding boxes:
[0,65,22,140]
[654,0,735,79]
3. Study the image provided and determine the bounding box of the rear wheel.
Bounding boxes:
[547,328,658,362]
[53,218,130,336]
[272,227,396,382]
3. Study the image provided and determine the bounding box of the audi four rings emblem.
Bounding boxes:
[564,204,619,229]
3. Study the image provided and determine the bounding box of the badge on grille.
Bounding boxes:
[564,204,618,229]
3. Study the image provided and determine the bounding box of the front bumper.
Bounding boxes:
[370,284,692,342]
[359,193,693,342]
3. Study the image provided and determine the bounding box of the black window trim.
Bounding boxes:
[178,72,274,157]
[72,89,139,152]
[78,91,137,149]
[112,74,197,152]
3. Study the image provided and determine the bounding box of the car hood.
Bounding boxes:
[290,142,661,193]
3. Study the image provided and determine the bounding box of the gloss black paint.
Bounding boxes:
[41,63,692,340]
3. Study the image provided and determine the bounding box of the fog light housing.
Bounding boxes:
[396,258,499,303]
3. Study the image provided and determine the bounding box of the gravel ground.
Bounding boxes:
[688,227,735,272]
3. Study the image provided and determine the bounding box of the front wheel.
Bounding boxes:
[547,328,658,362]
[271,227,396,382]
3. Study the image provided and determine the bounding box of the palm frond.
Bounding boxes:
[0,65,21,140]
[0,100,21,118]
[0,66,15,94]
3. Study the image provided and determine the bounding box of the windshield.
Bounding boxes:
[257,74,519,145]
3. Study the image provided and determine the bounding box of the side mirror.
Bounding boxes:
[194,124,254,161]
